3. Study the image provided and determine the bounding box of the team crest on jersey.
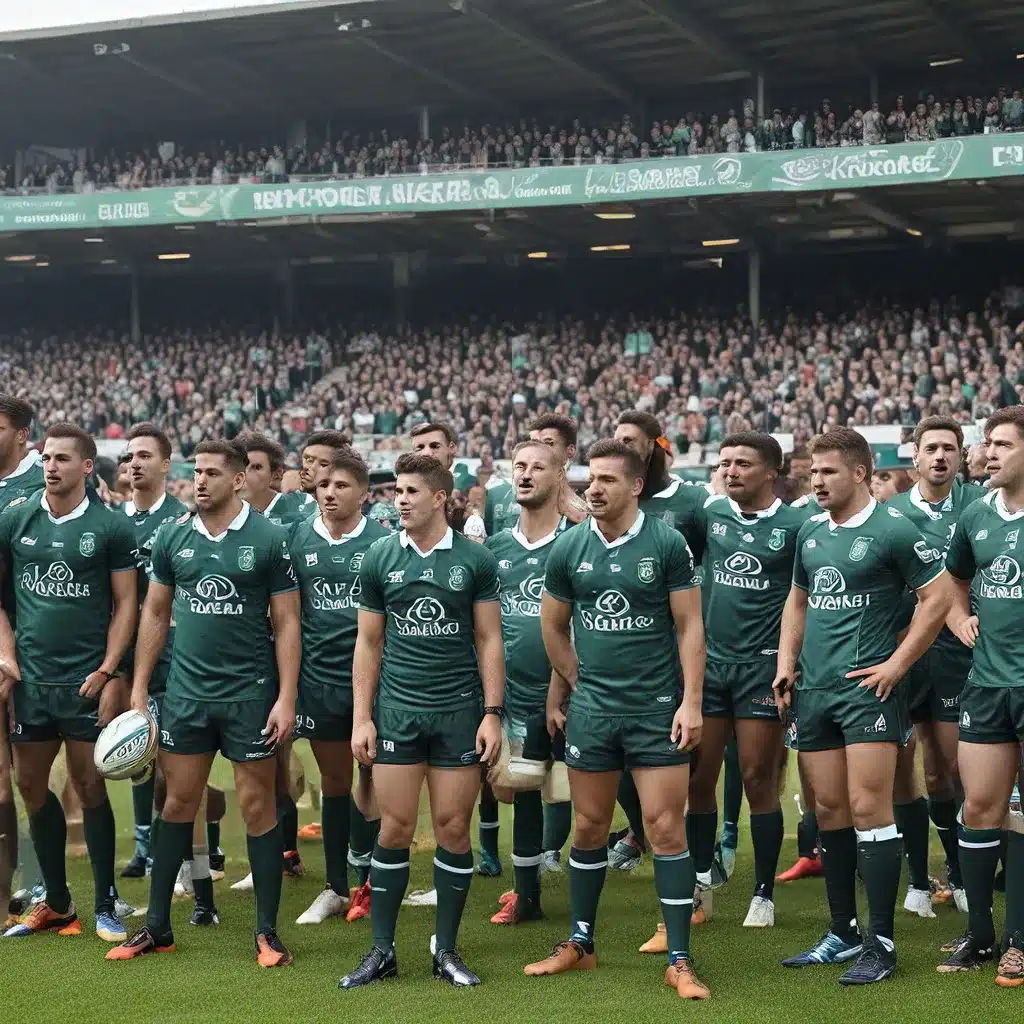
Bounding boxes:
[768,529,786,551]
[849,537,871,562]
[4,495,27,511]
[448,565,466,591]
[238,546,255,571]
[661,511,674,525]
[637,557,655,583]
[499,559,512,570]
[305,553,319,567]
[79,532,96,557]
[975,530,988,541]
[1008,530,1019,550]
[349,551,365,572]
[887,507,903,518]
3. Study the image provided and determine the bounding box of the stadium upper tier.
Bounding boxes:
[3,299,1021,459]
[7,87,1024,194]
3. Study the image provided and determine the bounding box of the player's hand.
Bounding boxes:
[262,699,295,747]
[130,685,150,714]
[351,719,377,766]
[98,678,126,727]
[80,670,112,699]
[846,659,901,702]
[772,672,795,720]
[476,714,501,768]
[546,703,566,739]
[951,614,979,649]
[671,701,702,752]
[0,669,17,704]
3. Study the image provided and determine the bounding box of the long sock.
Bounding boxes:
[206,821,220,855]
[959,822,1002,945]
[82,799,118,915]
[322,794,350,897]
[856,825,903,942]
[568,845,607,949]
[617,772,645,846]
[277,794,298,854]
[150,814,162,863]
[750,810,784,900]
[248,825,284,934]
[797,809,819,859]
[348,797,373,886]
[131,774,155,861]
[146,819,192,934]
[654,851,696,963]
[479,788,500,858]
[1002,831,1024,947]
[513,790,543,905]
[15,815,41,889]
[722,739,742,847]
[929,796,960,887]
[30,791,70,914]
[819,826,859,942]
[542,801,572,853]
[369,844,410,950]
[894,797,930,891]
[434,846,474,951]
[685,809,717,877]
[0,801,17,905]
[192,843,214,910]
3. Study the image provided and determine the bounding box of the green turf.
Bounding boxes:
[2,763,1021,1023]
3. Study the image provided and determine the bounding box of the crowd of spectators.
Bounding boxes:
[4,84,1024,194]
[2,295,1022,464]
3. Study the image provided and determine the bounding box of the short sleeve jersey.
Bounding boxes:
[0,452,44,514]
[486,517,572,717]
[695,495,815,663]
[945,488,1024,689]
[792,499,946,690]
[0,491,137,685]
[639,477,705,555]
[149,503,298,702]
[289,515,391,691]
[260,490,318,529]
[358,528,500,712]
[484,479,519,536]
[544,511,698,716]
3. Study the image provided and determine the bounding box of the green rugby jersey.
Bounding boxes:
[694,495,814,663]
[484,479,519,536]
[149,502,298,702]
[259,490,317,528]
[945,488,1024,688]
[359,527,500,712]
[486,516,572,716]
[887,479,986,653]
[0,450,44,514]
[0,491,136,685]
[290,514,392,691]
[543,511,698,716]
[792,498,945,690]
[639,476,704,552]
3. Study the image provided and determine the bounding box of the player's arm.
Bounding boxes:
[0,605,18,702]
[773,584,807,715]
[351,609,385,765]
[269,588,301,710]
[473,599,505,765]
[944,516,979,648]
[545,668,571,737]
[541,592,578,690]
[670,586,705,750]
[131,580,172,711]
[83,566,137,699]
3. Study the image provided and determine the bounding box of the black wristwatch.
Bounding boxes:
[483,706,504,719]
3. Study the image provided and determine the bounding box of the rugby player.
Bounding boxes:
[339,453,503,989]
[939,406,1024,983]
[1,424,137,942]
[299,430,352,497]
[108,439,300,967]
[291,449,390,925]
[242,433,317,528]
[775,427,952,985]
[485,440,570,924]
[524,439,709,1000]
[888,417,985,917]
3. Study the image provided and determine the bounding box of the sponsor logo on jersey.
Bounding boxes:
[768,528,786,551]
[575,562,593,573]
[79,532,96,557]
[975,530,988,541]
[849,536,871,562]
[499,559,512,570]
[19,536,36,545]
[305,552,319,566]
[387,571,405,584]
[381,739,395,752]
[609,563,621,573]
[579,589,655,632]
[979,555,1023,598]
[805,539,816,548]
[448,565,466,591]
[177,548,194,560]
[392,596,459,637]
[713,550,769,590]
[637,557,655,583]
[19,561,91,598]
[864,713,887,734]
[887,507,903,518]
[3,495,28,510]
[808,566,870,610]
[349,551,365,572]
[420,568,434,581]
[961,711,971,729]
[309,575,360,611]
[238,546,255,571]
[527,557,539,565]
[712,522,727,536]
[181,574,243,615]
[914,540,941,564]
[500,574,544,618]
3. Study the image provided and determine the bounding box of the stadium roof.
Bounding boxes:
[3,0,1024,146]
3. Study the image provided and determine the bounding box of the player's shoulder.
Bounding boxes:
[287,514,317,547]
[454,530,499,566]
[0,488,40,520]
[776,500,815,528]
[700,492,729,514]
[483,529,512,556]
[885,490,912,516]
[363,517,393,542]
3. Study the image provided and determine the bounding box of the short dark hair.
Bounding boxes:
[194,438,247,473]
[0,394,34,432]
[410,421,457,446]
[586,438,646,480]
[985,406,1024,441]
[790,446,810,463]
[914,416,963,449]
[394,452,455,497]
[528,413,578,449]
[617,410,662,440]
[239,431,286,473]
[303,430,350,452]
[44,422,96,461]
[808,427,873,475]
[127,422,172,461]
[328,448,370,489]
[720,431,783,473]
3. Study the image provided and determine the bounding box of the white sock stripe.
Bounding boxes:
[433,857,475,875]
[511,854,544,867]
[479,821,500,829]
[370,857,410,870]
[959,839,1002,849]
[653,851,691,862]
[934,825,950,831]
[659,897,693,906]
[348,851,372,865]
[568,857,609,871]
[855,824,900,843]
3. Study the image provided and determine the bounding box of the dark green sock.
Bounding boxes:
[434,846,474,951]
[542,801,572,853]
[322,794,350,897]
[857,826,903,941]
[248,825,284,934]
[894,798,930,891]
[819,827,859,942]
[513,790,543,905]
[617,772,645,846]
[131,775,155,860]
[959,822,1002,945]
[797,809,819,859]
[722,739,742,846]
[277,794,298,853]
[150,814,162,860]
[1002,832,1024,947]
[568,845,607,950]
[370,844,409,950]
[146,819,192,934]
[685,809,717,876]
[29,791,70,914]
[654,851,696,963]
[750,810,784,900]
[82,799,118,915]
[478,788,499,858]
[929,797,960,887]
[206,821,220,854]
[0,801,17,906]
[348,797,372,886]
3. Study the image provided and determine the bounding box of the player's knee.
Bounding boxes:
[572,813,609,849]
[432,808,471,851]
[741,767,778,814]
[962,793,1006,830]
[378,817,416,848]
[73,775,108,810]
[687,766,719,810]
[641,808,684,854]
[205,785,226,821]
[236,785,275,831]
[14,772,48,813]
[848,788,890,830]
[319,768,352,799]
[813,789,850,829]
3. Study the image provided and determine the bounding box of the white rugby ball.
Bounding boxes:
[94,710,158,781]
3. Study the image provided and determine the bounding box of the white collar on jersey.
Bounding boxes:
[589,509,645,549]
[0,449,42,486]
[511,516,566,551]
[313,514,368,545]
[908,482,953,520]
[988,488,1024,522]
[651,476,682,499]
[399,526,454,557]
[727,496,782,520]
[193,501,250,542]
[124,490,167,518]
[261,491,285,518]
[41,491,89,525]
[824,496,876,532]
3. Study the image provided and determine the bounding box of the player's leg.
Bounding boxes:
[1001,790,1024,988]
[187,787,218,925]
[893,733,934,917]
[608,770,645,870]
[346,765,379,921]
[920,716,965,906]
[0,705,17,928]
[719,734,742,876]
[477,778,502,877]
[275,741,302,876]
[206,786,226,879]
[542,798,572,870]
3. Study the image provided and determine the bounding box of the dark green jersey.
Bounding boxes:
[484,479,519,536]
[544,511,698,716]
[0,451,44,514]
[359,527,500,711]
[290,515,391,691]
[887,480,986,653]
[367,500,400,531]
[259,490,317,528]
[486,517,571,716]
[149,502,298,702]
[0,491,136,685]
[945,489,1024,688]
[694,495,814,662]
[793,499,946,690]
[639,477,705,553]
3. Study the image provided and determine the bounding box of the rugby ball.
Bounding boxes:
[94,710,159,781]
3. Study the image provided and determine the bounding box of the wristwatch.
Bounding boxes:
[483,706,504,719]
